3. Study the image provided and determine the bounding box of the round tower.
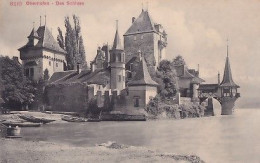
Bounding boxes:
[110,21,125,92]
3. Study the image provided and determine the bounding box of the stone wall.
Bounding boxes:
[124,32,155,66]
[46,83,88,112]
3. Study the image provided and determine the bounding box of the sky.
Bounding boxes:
[0,0,260,108]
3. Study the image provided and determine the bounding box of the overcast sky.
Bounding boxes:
[0,0,260,107]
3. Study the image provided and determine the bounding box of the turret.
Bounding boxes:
[110,21,125,92]
[220,41,240,98]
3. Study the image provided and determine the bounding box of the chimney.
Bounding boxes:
[77,63,81,74]
[132,17,135,23]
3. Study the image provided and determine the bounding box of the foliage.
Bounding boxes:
[172,55,186,66]
[179,103,206,118]
[0,56,35,110]
[57,27,64,49]
[155,60,179,100]
[58,15,87,70]
[87,97,101,116]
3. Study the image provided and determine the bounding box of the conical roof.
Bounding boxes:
[128,57,158,86]
[220,56,239,88]
[124,10,156,36]
[112,29,123,50]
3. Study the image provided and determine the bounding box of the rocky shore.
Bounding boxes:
[0,139,205,163]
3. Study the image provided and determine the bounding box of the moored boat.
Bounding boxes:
[61,115,88,122]
[2,121,41,127]
[18,115,55,124]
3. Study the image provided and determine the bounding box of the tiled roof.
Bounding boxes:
[49,68,110,86]
[35,26,66,54]
[220,56,239,88]
[27,28,40,39]
[19,26,66,55]
[124,10,156,35]
[128,57,158,86]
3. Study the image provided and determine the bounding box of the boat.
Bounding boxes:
[18,115,55,124]
[61,115,88,122]
[2,121,41,127]
[87,118,101,122]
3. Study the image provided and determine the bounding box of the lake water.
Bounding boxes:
[22,109,260,163]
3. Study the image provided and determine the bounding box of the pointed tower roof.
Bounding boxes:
[124,10,156,36]
[35,25,66,54]
[112,21,123,50]
[220,43,239,88]
[128,57,158,86]
[27,28,40,39]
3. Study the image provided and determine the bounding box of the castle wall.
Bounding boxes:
[128,85,157,108]
[46,83,88,112]
[124,32,155,66]
[42,50,65,78]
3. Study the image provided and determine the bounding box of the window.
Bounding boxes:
[118,75,121,82]
[49,61,51,66]
[30,68,34,77]
[25,68,30,77]
[141,35,144,39]
[134,97,140,107]
[56,63,58,67]
[134,36,137,41]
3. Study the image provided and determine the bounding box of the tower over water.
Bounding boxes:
[219,41,240,115]
[123,9,167,68]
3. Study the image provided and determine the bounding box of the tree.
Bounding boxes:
[57,27,65,49]
[150,60,178,101]
[172,55,186,66]
[0,56,35,110]
[58,15,87,70]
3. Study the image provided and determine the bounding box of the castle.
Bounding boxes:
[18,10,209,113]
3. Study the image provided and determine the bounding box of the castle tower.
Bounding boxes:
[219,41,240,115]
[127,55,158,108]
[110,21,125,92]
[124,9,167,68]
[18,19,66,81]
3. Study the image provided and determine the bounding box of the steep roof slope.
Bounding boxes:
[128,57,158,86]
[124,10,156,35]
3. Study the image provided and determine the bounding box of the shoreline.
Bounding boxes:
[0,138,204,163]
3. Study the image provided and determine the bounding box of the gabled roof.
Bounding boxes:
[124,10,156,36]
[112,29,123,50]
[220,56,239,88]
[49,68,111,87]
[128,57,158,87]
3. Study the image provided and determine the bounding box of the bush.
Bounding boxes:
[146,96,206,119]
[179,103,206,118]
